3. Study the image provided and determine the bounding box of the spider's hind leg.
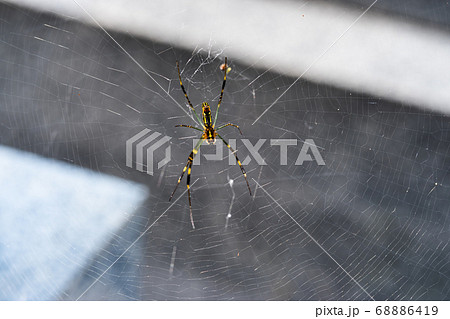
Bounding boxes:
[175,124,203,132]
[216,123,242,135]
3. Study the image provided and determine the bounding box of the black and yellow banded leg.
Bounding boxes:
[176,60,203,126]
[175,124,204,132]
[216,123,242,135]
[217,133,252,195]
[169,138,204,228]
[213,57,227,126]
[186,161,194,228]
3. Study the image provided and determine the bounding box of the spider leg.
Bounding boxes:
[169,138,204,228]
[213,57,227,127]
[175,124,204,132]
[176,61,203,126]
[216,123,242,135]
[169,138,204,200]
[217,133,251,195]
[186,161,194,228]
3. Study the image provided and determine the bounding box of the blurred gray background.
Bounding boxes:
[0,0,449,300]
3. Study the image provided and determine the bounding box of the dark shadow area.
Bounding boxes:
[323,0,450,29]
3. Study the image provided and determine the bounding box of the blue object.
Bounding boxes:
[0,146,148,300]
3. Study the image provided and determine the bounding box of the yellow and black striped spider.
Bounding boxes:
[169,57,252,229]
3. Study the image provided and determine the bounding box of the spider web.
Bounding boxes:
[0,1,449,301]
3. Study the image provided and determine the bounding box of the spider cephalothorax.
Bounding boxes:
[169,58,251,229]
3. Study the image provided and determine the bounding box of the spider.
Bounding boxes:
[169,57,252,229]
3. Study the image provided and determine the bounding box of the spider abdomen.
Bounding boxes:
[201,102,216,143]
[202,102,213,128]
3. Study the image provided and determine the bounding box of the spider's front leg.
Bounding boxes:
[216,133,252,196]
[169,138,204,228]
